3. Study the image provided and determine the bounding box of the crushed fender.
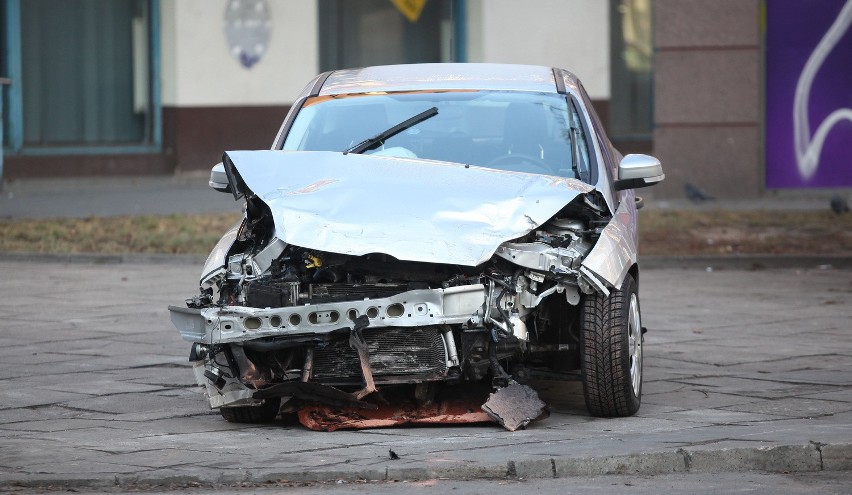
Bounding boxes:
[481,381,549,431]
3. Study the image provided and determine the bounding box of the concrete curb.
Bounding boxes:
[0,251,207,265]
[1,251,851,270]
[640,254,852,270]
[3,443,850,490]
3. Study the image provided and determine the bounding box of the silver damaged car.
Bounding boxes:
[169,63,664,427]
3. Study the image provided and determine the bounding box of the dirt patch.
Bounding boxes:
[0,209,850,257]
[639,209,852,256]
[0,213,240,255]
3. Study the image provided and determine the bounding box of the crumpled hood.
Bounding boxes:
[225,150,593,267]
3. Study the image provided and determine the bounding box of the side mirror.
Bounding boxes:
[613,154,665,191]
[209,162,232,193]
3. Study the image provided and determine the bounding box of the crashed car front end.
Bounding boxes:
[170,150,636,425]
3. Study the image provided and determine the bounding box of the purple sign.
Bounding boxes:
[766,0,852,188]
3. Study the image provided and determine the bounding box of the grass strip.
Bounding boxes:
[1,210,850,257]
[639,209,852,256]
[0,213,241,255]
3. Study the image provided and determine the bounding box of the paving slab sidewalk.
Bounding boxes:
[0,261,850,491]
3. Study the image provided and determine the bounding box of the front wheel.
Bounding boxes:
[580,273,642,417]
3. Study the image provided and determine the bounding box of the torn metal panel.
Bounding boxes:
[169,306,205,342]
[225,150,593,267]
[481,382,550,432]
[348,316,377,400]
[494,240,590,273]
[193,362,259,409]
[249,237,286,276]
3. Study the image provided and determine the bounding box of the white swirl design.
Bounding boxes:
[793,0,852,180]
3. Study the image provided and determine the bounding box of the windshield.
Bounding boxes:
[282,91,592,181]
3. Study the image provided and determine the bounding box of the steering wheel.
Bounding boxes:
[486,153,555,175]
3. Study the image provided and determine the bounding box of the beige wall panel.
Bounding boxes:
[655,0,759,48]
[161,0,318,107]
[161,1,177,105]
[654,49,760,125]
[652,126,761,198]
[472,0,610,99]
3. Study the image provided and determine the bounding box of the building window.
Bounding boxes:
[609,0,653,142]
[319,0,463,72]
[9,0,157,150]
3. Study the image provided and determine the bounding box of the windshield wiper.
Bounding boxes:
[344,107,438,155]
[568,124,589,182]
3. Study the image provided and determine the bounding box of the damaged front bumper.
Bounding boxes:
[169,285,491,409]
[171,284,485,345]
[171,256,619,415]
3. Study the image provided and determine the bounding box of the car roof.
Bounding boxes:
[318,63,576,95]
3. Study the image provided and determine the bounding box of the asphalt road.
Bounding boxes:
[0,262,850,491]
[13,471,852,495]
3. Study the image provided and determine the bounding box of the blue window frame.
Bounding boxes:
[2,0,161,156]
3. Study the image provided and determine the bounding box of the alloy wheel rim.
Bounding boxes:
[627,293,642,397]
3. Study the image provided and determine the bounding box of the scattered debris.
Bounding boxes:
[254,381,378,410]
[481,382,549,431]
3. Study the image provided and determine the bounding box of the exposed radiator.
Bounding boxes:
[311,326,447,382]
[308,283,410,303]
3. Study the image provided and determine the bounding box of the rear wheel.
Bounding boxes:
[580,273,642,417]
[219,398,281,423]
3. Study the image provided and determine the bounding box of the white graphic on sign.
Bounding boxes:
[793,0,852,180]
[224,0,272,69]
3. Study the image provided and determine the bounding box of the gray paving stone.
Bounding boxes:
[0,417,114,433]
[643,389,763,409]
[39,378,168,396]
[0,387,91,410]
[657,408,789,425]
[1,262,851,488]
[798,389,852,403]
[670,376,845,398]
[722,397,852,418]
[758,369,852,387]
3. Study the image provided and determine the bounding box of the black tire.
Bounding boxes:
[580,273,642,417]
[219,398,281,423]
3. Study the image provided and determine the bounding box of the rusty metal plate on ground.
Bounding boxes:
[298,397,492,431]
